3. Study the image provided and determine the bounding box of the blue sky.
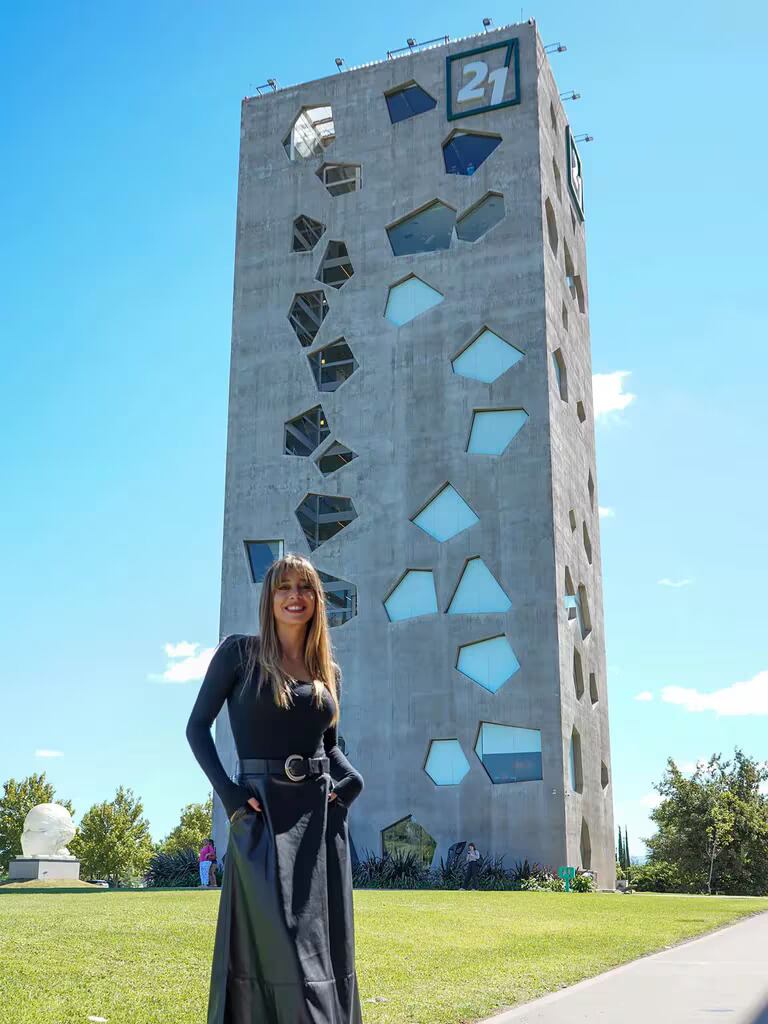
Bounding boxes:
[1,1,766,855]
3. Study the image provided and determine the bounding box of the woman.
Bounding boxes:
[198,837,216,888]
[463,842,481,890]
[186,553,364,1024]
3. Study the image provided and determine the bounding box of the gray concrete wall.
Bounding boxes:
[212,22,614,887]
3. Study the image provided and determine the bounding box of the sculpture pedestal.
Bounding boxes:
[9,857,81,882]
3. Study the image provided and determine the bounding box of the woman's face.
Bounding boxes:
[272,568,316,629]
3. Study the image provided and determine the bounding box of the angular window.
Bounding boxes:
[318,570,357,627]
[550,101,557,131]
[387,201,456,256]
[564,242,585,311]
[288,290,329,348]
[452,327,523,384]
[317,241,354,289]
[245,539,283,583]
[292,214,325,252]
[569,728,583,792]
[467,409,528,455]
[411,483,479,542]
[552,349,568,401]
[568,509,577,532]
[573,273,586,313]
[381,815,436,867]
[562,301,568,331]
[443,130,501,175]
[457,635,520,694]
[576,400,586,423]
[545,197,558,256]
[580,819,592,869]
[284,405,330,457]
[590,672,599,705]
[577,584,592,639]
[384,569,438,622]
[447,557,511,615]
[308,337,358,392]
[384,274,444,326]
[425,739,470,786]
[588,469,595,510]
[475,723,543,784]
[386,82,437,123]
[564,566,585,635]
[573,648,584,700]
[283,106,335,161]
[583,522,592,564]
[316,162,362,197]
[455,192,505,243]
[316,441,358,476]
[553,158,562,201]
[295,493,357,550]
[601,761,609,789]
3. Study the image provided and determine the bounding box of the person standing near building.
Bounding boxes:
[463,842,481,889]
[186,553,364,1024]
[198,838,216,888]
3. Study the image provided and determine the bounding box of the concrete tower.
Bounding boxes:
[215,21,615,886]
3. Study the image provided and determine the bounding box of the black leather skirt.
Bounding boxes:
[207,769,363,1024]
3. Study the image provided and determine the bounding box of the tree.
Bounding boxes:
[160,796,213,855]
[0,773,75,872]
[645,749,768,895]
[69,786,155,886]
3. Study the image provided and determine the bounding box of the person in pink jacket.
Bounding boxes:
[198,839,216,887]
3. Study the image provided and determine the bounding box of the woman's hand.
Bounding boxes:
[328,791,337,803]
[247,796,262,813]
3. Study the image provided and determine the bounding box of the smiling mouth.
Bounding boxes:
[285,606,306,612]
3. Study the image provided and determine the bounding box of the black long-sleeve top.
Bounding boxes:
[185,634,364,819]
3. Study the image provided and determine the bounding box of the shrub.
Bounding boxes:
[144,848,199,888]
[571,870,595,893]
[630,860,693,893]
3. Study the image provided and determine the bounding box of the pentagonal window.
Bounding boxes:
[457,635,520,694]
[316,163,362,196]
[317,241,354,288]
[387,201,455,256]
[564,567,586,636]
[564,243,586,312]
[425,740,470,785]
[384,570,438,622]
[318,570,357,627]
[381,815,436,867]
[411,483,479,542]
[582,522,592,564]
[569,729,583,792]
[316,441,358,476]
[384,275,444,326]
[573,648,584,700]
[545,197,558,256]
[244,539,283,583]
[601,761,609,789]
[386,83,437,123]
[283,106,335,161]
[552,349,568,400]
[308,337,358,392]
[288,291,329,347]
[292,215,325,252]
[455,192,505,243]
[443,130,501,175]
[590,672,599,705]
[577,584,592,639]
[475,723,543,784]
[452,328,523,383]
[447,557,511,615]
[295,493,357,550]
[576,400,586,423]
[580,819,592,869]
[284,405,330,457]
[467,409,528,455]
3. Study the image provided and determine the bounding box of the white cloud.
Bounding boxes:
[661,670,768,717]
[148,642,216,684]
[599,506,615,519]
[640,792,663,809]
[35,749,63,758]
[592,371,636,419]
[634,691,654,702]
[657,578,693,588]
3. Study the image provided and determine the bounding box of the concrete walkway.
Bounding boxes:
[479,911,768,1024]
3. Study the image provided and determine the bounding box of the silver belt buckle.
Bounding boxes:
[285,754,307,782]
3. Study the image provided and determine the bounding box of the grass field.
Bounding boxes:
[0,889,766,1024]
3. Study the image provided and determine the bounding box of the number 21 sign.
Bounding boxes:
[446,38,520,121]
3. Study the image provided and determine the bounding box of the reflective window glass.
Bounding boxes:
[475,723,543,784]
[244,539,283,583]
[308,338,358,391]
[283,106,335,161]
[448,557,511,614]
[381,815,436,867]
[387,201,456,256]
[288,291,329,347]
[452,328,523,383]
[457,635,520,694]
[295,493,357,550]
[443,132,501,175]
[318,570,357,627]
[386,84,437,123]
[467,409,528,454]
[317,163,362,196]
[292,214,325,252]
[455,193,505,242]
[425,740,470,785]
[384,570,438,622]
[316,441,357,476]
[284,405,329,457]
[317,241,354,288]
[384,275,444,326]
[411,483,478,542]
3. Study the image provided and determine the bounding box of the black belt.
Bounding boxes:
[238,755,330,783]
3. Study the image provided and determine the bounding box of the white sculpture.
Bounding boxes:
[21,803,77,859]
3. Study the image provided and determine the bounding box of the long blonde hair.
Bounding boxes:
[242,553,340,725]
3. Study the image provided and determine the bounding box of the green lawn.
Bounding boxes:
[0,890,766,1024]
